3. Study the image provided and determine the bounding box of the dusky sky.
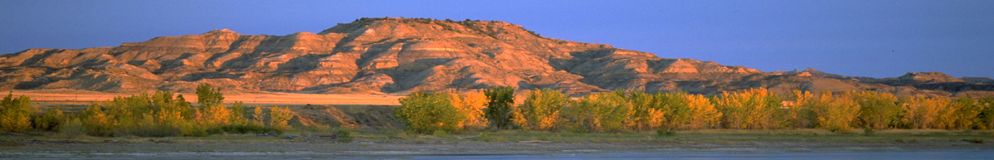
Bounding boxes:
[1,0,992,77]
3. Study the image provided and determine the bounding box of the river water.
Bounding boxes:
[4,149,993,159]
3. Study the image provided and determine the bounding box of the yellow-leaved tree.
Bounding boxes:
[714,88,784,129]
[900,96,950,129]
[516,89,569,130]
[1,92,35,133]
[852,91,901,129]
[684,94,722,129]
[808,92,860,132]
[449,90,489,129]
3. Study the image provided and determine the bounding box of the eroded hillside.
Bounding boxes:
[1,18,991,96]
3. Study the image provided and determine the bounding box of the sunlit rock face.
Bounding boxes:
[1,18,990,96]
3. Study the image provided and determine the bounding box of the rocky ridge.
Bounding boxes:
[1,18,991,96]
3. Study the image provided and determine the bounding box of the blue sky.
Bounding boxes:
[1,0,992,78]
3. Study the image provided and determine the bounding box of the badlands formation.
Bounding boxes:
[2,18,991,97]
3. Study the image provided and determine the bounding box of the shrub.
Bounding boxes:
[516,89,568,130]
[449,91,488,129]
[82,105,115,136]
[132,112,179,137]
[484,86,516,129]
[60,117,86,136]
[179,121,209,137]
[269,106,295,132]
[562,92,634,132]
[156,109,186,135]
[396,92,464,133]
[332,129,353,143]
[1,92,35,133]
[713,88,784,129]
[852,91,901,129]
[32,108,66,131]
[807,92,860,132]
[208,123,276,134]
[656,129,676,137]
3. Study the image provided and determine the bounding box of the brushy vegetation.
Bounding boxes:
[76,89,289,137]
[1,92,34,132]
[395,87,994,134]
[6,86,994,137]
[268,106,294,131]
[0,85,292,137]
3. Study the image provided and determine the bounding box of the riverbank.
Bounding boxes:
[3,129,992,156]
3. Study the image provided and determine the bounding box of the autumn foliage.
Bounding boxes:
[6,86,994,136]
[393,87,994,134]
[0,84,292,136]
[516,89,568,130]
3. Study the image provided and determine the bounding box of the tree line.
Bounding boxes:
[5,86,993,136]
[0,84,294,137]
[397,87,994,134]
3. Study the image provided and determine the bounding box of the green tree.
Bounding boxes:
[659,93,722,129]
[484,86,516,129]
[655,92,689,129]
[196,84,224,107]
[852,91,901,129]
[562,92,634,132]
[979,97,994,130]
[396,92,464,133]
[517,89,568,130]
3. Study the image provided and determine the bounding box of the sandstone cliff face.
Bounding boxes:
[1,18,990,96]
